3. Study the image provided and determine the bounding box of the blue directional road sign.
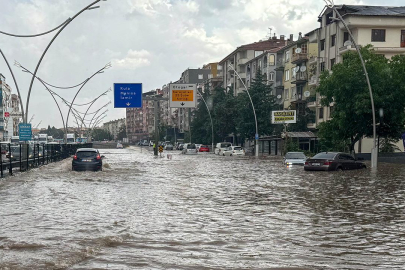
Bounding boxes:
[255,133,259,140]
[114,83,142,108]
[19,123,32,141]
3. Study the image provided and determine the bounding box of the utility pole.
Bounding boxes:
[188,108,192,143]
[143,96,168,156]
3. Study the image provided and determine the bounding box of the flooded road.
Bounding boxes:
[1,147,405,269]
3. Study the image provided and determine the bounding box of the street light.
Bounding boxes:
[196,89,214,152]
[324,0,378,168]
[228,63,259,157]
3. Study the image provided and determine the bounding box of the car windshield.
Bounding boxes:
[234,147,242,150]
[76,151,97,159]
[187,144,196,149]
[285,153,306,159]
[312,153,337,159]
[221,143,231,148]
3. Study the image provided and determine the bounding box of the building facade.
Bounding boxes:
[103,118,125,140]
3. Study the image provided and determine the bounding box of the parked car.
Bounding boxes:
[182,143,198,155]
[199,145,210,152]
[177,143,184,151]
[195,144,202,150]
[165,144,174,150]
[304,152,366,171]
[72,148,104,171]
[215,142,232,155]
[116,143,123,149]
[222,146,245,156]
[283,152,307,166]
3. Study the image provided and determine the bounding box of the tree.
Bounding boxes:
[117,124,127,141]
[91,128,112,141]
[236,68,280,142]
[317,46,405,153]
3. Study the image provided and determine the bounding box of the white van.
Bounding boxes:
[215,142,232,155]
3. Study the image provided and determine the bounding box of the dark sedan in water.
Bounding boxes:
[304,152,366,171]
[72,148,103,171]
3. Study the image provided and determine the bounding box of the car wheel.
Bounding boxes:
[336,167,343,171]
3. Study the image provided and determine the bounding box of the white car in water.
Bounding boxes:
[222,146,245,156]
[283,152,307,166]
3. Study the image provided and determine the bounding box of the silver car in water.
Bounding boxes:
[283,152,307,166]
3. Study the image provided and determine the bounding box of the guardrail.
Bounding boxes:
[0,143,93,178]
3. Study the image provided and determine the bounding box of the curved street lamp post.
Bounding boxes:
[324,0,377,168]
[228,64,259,157]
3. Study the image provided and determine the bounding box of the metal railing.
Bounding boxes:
[0,143,93,178]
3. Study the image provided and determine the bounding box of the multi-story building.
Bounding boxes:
[103,118,125,140]
[218,35,290,96]
[0,74,21,140]
[126,90,159,143]
[307,5,405,152]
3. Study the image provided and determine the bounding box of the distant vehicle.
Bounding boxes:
[304,152,366,171]
[72,148,104,171]
[67,133,76,144]
[33,135,39,143]
[38,134,48,144]
[195,144,202,150]
[116,143,123,149]
[77,137,88,144]
[222,146,245,156]
[47,136,54,143]
[284,152,307,166]
[6,145,33,161]
[164,144,173,150]
[177,143,184,151]
[182,143,198,154]
[215,142,232,155]
[199,145,210,152]
[11,136,20,144]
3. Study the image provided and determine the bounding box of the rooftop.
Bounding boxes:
[319,5,405,19]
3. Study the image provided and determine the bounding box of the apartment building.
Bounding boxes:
[307,5,405,152]
[0,74,22,140]
[103,118,125,140]
[218,36,290,96]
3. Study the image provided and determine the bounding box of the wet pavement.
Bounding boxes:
[1,147,405,269]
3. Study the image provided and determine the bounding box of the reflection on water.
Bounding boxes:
[1,147,405,269]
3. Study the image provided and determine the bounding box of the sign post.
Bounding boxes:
[19,123,32,141]
[114,83,142,108]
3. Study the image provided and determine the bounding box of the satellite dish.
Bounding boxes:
[277,95,282,99]
[344,40,352,47]
[296,48,302,54]
[300,66,307,72]
[304,91,310,97]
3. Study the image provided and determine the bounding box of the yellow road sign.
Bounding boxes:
[159,146,164,152]
[172,90,194,102]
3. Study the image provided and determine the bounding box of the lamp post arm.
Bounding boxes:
[196,89,214,152]
[0,18,70,38]
[25,0,103,123]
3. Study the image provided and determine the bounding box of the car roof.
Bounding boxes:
[76,148,98,152]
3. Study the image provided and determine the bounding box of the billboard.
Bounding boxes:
[271,110,297,124]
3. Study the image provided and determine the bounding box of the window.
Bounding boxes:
[292,67,296,78]
[285,69,290,81]
[401,30,405,47]
[372,29,386,42]
[198,74,203,80]
[208,74,213,79]
[269,55,275,65]
[326,11,333,25]
[330,58,335,68]
[285,51,290,62]
[331,34,336,47]
[269,72,275,81]
[320,39,325,51]
[319,107,324,119]
[301,44,307,54]
[320,62,325,72]
[284,89,289,100]
[343,32,349,45]
[240,50,247,59]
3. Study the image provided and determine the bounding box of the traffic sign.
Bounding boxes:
[169,83,197,108]
[114,83,142,108]
[255,133,259,140]
[10,112,23,118]
[159,145,164,153]
[4,112,9,118]
[19,123,32,141]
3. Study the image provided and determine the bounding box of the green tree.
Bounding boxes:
[317,46,405,153]
[236,68,280,142]
[91,128,112,141]
[117,125,127,141]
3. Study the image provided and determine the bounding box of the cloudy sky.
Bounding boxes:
[0,0,403,129]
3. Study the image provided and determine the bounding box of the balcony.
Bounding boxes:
[308,56,318,65]
[308,76,318,86]
[238,58,248,65]
[291,53,308,64]
[339,44,361,54]
[306,96,317,108]
[275,60,285,71]
[275,81,283,89]
[291,72,308,84]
